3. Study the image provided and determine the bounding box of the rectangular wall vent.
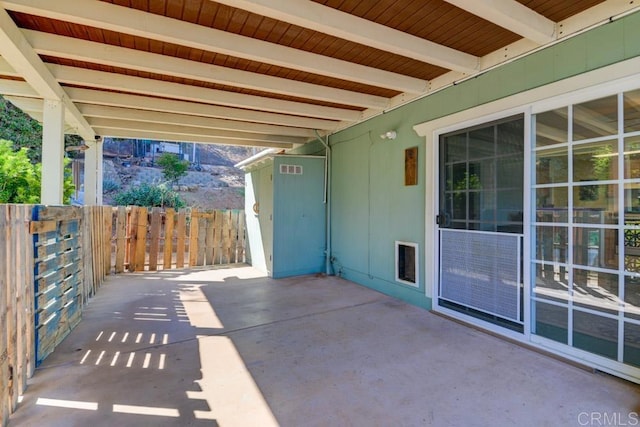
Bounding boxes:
[279,164,303,175]
[395,241,419,287]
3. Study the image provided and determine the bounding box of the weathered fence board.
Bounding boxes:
[1,206,35,426]
[106,207,246,272]
[114,206,127,273]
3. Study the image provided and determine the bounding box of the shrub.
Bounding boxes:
[157,153,189,183]
[113,183,186,209]
[102,179,120,193]
[0,139,75,204]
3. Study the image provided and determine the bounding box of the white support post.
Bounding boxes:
[41,98,65,204]
[83,138,104,205]
[84,141,97,205]
[96,139,103,205]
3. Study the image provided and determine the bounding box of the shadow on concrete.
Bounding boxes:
[10,265,640,426]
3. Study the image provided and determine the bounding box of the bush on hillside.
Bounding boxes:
[113,183,185,209]
[157,153,189,183]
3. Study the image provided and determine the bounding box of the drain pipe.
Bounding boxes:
[315,130,332,275]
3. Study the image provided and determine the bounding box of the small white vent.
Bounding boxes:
[279,164,303,175]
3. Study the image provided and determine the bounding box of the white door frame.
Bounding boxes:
[414,56,640,383]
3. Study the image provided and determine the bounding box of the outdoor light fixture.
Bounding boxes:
[65,144,90,152]
[380,130,397,140]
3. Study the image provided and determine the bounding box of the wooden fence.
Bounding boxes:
[113,207,246,272]
[0,205,111,426]
[1,205,246,426]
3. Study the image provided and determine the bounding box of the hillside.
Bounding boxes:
[102,139,253,210]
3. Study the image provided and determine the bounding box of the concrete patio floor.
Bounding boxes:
[9,265,640,427]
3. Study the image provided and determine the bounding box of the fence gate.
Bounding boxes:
[31,206,84,365]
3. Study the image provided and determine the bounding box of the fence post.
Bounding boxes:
[163,208,175,270]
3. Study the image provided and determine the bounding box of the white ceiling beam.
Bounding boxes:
[211,0,479,73]
[65,87,339,131]
[0,55,19,77]
[0,7,94,140]
[77,104,317,138]
[0,78,38,97]
[24,30,389,110]
[86,117,307,145]
[0,0,428,94]
[443,0,556,44]
[92,128,293,149]
[48,64,362,122]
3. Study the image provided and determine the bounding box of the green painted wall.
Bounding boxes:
[272,156,326,278]
[292,12,640,310]
[244,162,273,275]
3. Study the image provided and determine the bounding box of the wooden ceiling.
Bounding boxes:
[0,0,631,149]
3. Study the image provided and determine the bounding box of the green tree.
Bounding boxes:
[0,97,43,162]
[0,140,75,204]
[157,152,189,183]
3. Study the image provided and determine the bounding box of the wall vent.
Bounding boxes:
[279,164,303,175]
[395,241,418,287]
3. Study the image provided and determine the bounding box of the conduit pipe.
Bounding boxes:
[315,130,332,276]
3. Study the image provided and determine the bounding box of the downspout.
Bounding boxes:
[314,130,332,275]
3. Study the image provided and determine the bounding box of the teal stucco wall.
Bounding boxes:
[272,156,326,278]
[244,162,273,275]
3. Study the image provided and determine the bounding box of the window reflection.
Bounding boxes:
[624,276,640,320]
[573,140,618,182]
[573,184,618,224]
[573,95,618,141]
[573,227,617,269]
[536,187,568,223]
[535,226,567,264]
[624,136,640,179]
[573,268,620,314]
[535,107,568,147]
[624,89,640,133]
[536,147,568,184]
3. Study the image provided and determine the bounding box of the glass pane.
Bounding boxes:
[444,165,453,191]
[444,133,466,163]
[573,184,617,224]
[452,163,467,190]
[624,276,640,321]
[535,108,567,147]
[624,322,640,368]
[573,227,618,269]
[624,89,640,133]
[573,95,618,141]
[624,136,640,179]
[535,226,567,264]
[533,263,569,303]
[536,187,568,223]
[469,160,493,190]
[452,192,466,220]
[536,147,568,184]
[497,189,523,223]
[573,310,618,359]
[497,120,524,154]
[573,268,620,314]
[469,191,481,220]
[624,183,640,221]
[573,140,618,182]
[624,226,640,274]
[468,126,494,160]
[534,301,568,344]
[496,156,522,189]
